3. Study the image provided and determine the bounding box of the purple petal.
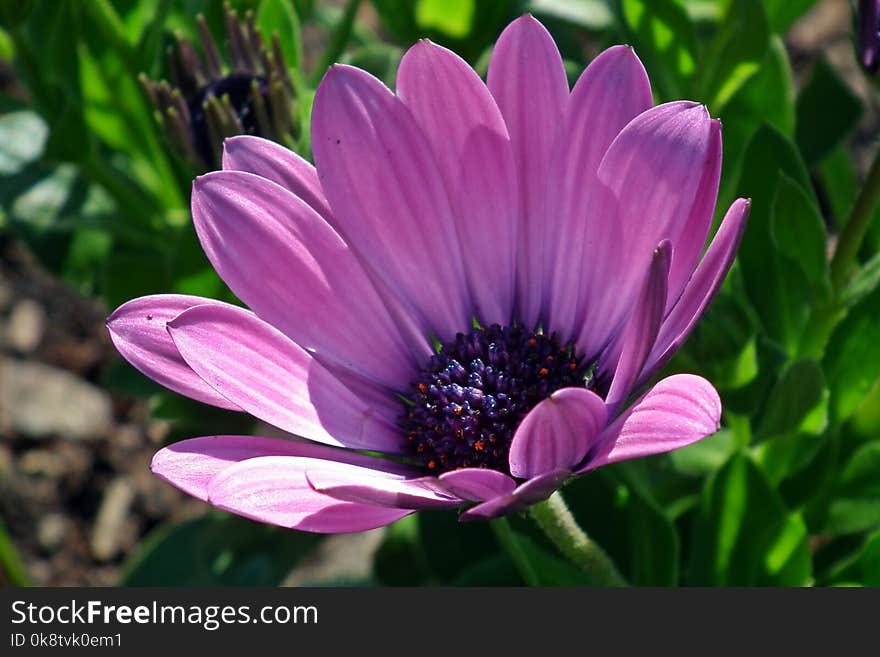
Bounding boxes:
[576,102,718,359]
[487,14,569,327]
[221,135,333,221]
[460,470,570,521]
[545,45,653,338]
[306,468,461,510]
[604,241,671,410]
[640,198,751,385]
[311,64,471,342]
[207,455,413,533]
[508,387,607,479]
[106,295,239,410]
[397,40,517,325]
[151,434,414,501]
[166,303,402,453]
[438,468,516,502]
[582,374,721,471]
[191,170,426,388]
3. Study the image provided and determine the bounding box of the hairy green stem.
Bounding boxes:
[800,144,880,357]
[530,492,628,587]
[830,145,880,292]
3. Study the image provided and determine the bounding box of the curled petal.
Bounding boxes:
[166,303,402,453]
[222,135,333,221]
[508,387,607,478]
[460,470,570,521]
[582,374,721,472]
[208,455,413,533]
[640,198,751,385]
[106,295,239,410]
[438,468,517,502]
[306,468,461,510]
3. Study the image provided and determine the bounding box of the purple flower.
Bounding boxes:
[859,0,880,73]
[107,16,750,533]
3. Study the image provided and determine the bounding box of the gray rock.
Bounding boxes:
[5,299,46,353]
[37,513,69,553]
[283,529,385,586]
[0,358,112,441]
[90,478,137,562]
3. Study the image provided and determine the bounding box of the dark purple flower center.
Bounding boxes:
[188,73,270,166]
[400,323,594,475]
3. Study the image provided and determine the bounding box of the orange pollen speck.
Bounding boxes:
[474,440,485,451]
[539,367,550,376]
[528,338,537,346]
[427,460,436,470]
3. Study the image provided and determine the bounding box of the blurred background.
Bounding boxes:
[1,0,879,586]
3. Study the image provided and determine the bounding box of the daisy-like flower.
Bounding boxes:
[108,16,750,534]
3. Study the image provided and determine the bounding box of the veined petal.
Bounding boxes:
[605,241,671,410]
[151,434,414,501]
[208,455,413,533]
[437,468,517,502]
[459,470,570,521]
[106,295,239,410]
[582,374,721,471]
[640,198,751,386]
[487,14,569,327]
[508,387,607,478]
[397,40,517,325]
[306,468,461,510]
[222,135,333,221]
[166,303,402,453]
[576,102,718,359]
[545,45,653,338]
[312,64,471,343]
[192,171,426,388]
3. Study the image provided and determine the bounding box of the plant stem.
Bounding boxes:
[489,517,540,586]
[530,492,628,587]
[308,0,362,86]
[830,144,880,292]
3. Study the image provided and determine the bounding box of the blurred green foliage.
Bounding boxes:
[2,0,879,587]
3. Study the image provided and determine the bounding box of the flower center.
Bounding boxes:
[400,323,594,475]
[188,73,270,166]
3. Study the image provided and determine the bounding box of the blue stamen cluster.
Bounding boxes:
[401,323,593,475]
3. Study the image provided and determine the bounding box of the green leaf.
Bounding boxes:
[526,0,614,30]
[754,358,825,441]
[717,35,794,208]
[564,471,679,586]
[415,0,475,38]
[509,532,593,586]
[762,0,818,33]
[796,56,863,166]
[735,124,815,354]
[840,250,880,309]
[695,0,770,113]
[419,508,499,581]
[373,515,432,585]
[817,145,857,230]
[689,452,812,585]
[770,174,830,294]
[669,429,737,476]
[620,0,697,100]
[0,517,29,586]
[823,285,880,423]
[121,513,321,585]
[823,443,880,536]
[257,0,303,70]
[827,530,880,586]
